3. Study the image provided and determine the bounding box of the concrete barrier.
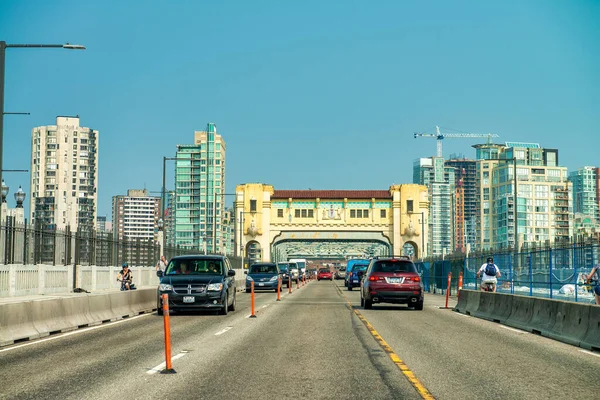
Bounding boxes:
[0,302,40,346]
[489,293,513,323]
[471,291,496,320]
[504,295,535,331]
[547,301,590,347]
[581,306,600,351]
[454,290,480,315]
[109,292,137,320]
[0,289,157,347]
[31,298,77,337]
[454,289,599,352]
[88,293,119,323]
[61,296,101,328]
[529,298,559,336]
[454,290,479,314]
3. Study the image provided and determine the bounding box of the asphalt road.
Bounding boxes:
[0,279,598,400]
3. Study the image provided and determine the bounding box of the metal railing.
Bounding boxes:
[0,219,198,267]
[415,239,600,304]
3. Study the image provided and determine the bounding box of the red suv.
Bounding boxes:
[360,256,424,310]
[317,268,333,281]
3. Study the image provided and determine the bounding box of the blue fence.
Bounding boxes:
[416,242,599,304]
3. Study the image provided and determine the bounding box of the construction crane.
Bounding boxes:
[414,126,499,157]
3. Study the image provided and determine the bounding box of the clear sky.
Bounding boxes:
[1,0,598,219]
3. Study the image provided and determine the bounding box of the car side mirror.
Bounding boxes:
[156,270,163,278]
[228,270,236,277]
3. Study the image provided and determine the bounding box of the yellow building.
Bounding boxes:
[234,183,429,265]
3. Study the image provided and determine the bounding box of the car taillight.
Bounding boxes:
[406,276,421,282]
[369,275,385,282]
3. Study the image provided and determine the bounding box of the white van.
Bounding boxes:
[288,258,307,280]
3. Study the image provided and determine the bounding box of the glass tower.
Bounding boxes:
[174,123,226,252]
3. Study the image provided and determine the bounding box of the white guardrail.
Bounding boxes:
[0,265,247,297]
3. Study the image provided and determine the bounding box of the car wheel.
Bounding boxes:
[347,285,352,291]
[246,288,251,293]
[414,301,424,311]
[364,298,373,309]
[228,291,236,312]
[220,292,229,315]
[157,300,163,316]
[360,296,364,307]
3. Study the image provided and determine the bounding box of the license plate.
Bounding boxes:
[386,277,404,284]
[258,283,264,287]
[183,296,195,303]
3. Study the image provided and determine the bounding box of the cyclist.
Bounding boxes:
[586,264,600,305]
[117,263,134,291]
[476,257,501,292]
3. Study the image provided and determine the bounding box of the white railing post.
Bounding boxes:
[9,264,16,296]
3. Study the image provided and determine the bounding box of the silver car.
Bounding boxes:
[335,268,346,280]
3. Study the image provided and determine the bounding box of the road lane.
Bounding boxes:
[335,280,600,400]
[2,279,598,400]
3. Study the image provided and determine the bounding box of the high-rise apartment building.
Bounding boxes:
[474,142,571,250]
[569,166,599,224]
[413,157,454,256]
[112,189,161,242]
[445,156,477,252]
[30,116,98,232]
[174,123,226,252]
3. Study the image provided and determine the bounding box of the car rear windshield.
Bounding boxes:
[318,268,329,273]
[165,259,223,275]
[250,264,278,274]
[372,261,417,273]
[352,265,368,272]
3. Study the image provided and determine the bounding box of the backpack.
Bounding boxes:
[484,263,497,276]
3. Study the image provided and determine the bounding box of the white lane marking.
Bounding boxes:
[579,349,600,358]
[0,313,152,354]
[147,352,187,375]
[215,327,233,336]
[499,325,526,334]
[455,312,470,318]
[261,304,269,309]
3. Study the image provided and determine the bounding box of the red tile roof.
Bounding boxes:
[272,190,391,199]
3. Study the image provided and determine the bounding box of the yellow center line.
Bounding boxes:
[337,286,436,400]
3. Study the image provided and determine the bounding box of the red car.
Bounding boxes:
[360,256,424,310]
[317,268,333,281]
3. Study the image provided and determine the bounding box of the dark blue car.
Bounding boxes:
[347,264,368,291]
[245,263,280,292]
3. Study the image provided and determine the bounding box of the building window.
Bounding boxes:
[380,209,386,218]
[350,209,369,218]
[250,199,257,212]
[407,200,413,213]
[293,209,313,218]
[277,209,284,218]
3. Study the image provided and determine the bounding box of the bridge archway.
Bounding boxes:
[271,231,392,262]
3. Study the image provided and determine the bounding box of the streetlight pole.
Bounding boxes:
[0,41,85,229]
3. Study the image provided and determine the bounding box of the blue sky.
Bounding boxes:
[1,0,599,219]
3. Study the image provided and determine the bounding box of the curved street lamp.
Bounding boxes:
[0,41,86,227]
